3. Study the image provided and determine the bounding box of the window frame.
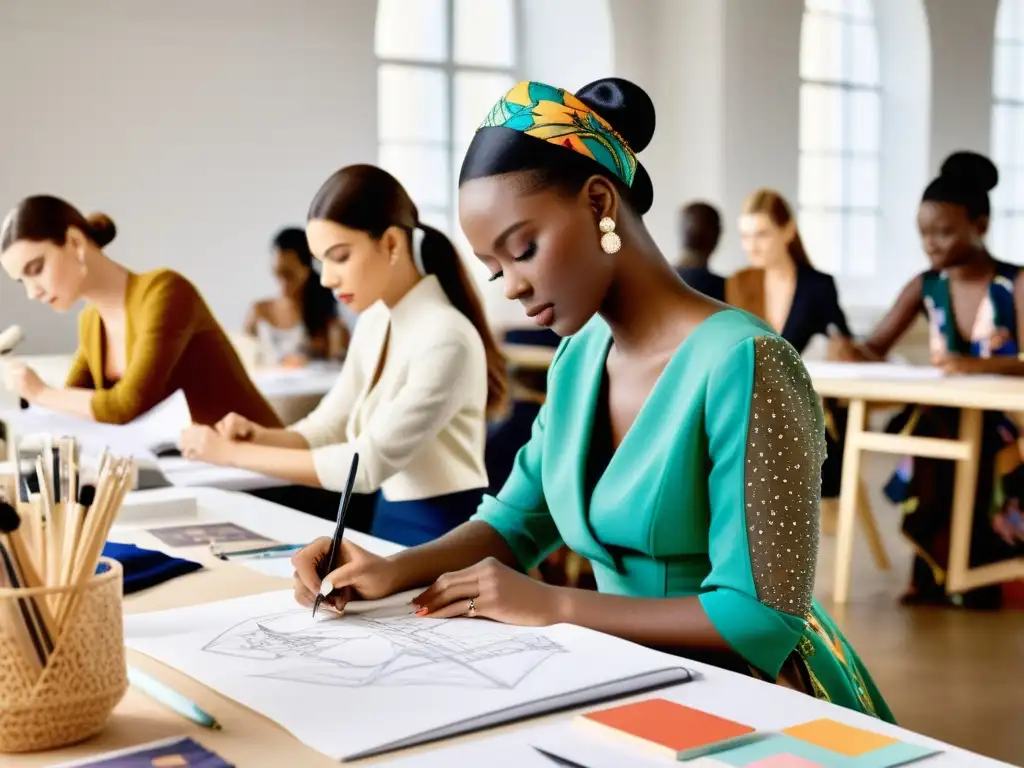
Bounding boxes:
[991,0,1024,261]
[375,0,523,237]
[798,1,882,276]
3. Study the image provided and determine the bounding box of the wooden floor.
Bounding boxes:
[815,452,1024,765]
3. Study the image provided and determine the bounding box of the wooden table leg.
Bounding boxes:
[856,478,891,571]
[833,399,867,604]
[945,408,983,594]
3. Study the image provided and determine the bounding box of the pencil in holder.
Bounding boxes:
[0,557,128,753]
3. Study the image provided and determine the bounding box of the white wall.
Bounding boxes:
[606,0,1003,333]
[608,0,727,265]
[873,0,933,315]
[925,0,1000,171]
[0,0,376,354]
[0,0,1010,351]
[520,0,613,92]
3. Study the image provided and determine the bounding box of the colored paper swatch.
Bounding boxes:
[746,755,824,768]
[50,736,233,767]
[783,719,897,756]
[697,732,940,768]
[579,698,755,758]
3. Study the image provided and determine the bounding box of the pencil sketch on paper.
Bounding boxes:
[200,612,567,690]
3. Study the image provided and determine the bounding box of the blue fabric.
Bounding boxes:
[101,541,203,594]
[371,488,484,546]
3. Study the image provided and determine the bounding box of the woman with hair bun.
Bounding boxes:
[289,79,894,721]
[835,151,1024,608]
[0,195,281,428]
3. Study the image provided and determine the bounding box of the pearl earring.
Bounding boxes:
[599,217,621,254]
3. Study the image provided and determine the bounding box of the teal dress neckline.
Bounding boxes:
[473,309,894,721]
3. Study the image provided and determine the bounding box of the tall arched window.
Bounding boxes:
[798,0,881,276]
[992,0,1024,261]
[375,0,518,238]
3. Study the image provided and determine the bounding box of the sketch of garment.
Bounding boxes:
[202,612,567,690]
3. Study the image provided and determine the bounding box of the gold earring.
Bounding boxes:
[599,217,621,254]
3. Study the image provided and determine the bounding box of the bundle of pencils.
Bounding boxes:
[0,439,135,679]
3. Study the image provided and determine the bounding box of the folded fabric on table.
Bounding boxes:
[101,541,203,594]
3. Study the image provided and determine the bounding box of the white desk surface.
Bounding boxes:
[7,486,1001,768]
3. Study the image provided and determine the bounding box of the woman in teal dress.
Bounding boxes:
[290,78,893,721]
[834,152,1024,608]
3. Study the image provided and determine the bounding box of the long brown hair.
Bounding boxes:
[740,188,812,267]
[1,195,116,252]
[308,164,509,419]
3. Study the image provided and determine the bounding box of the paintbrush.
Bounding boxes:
[0,500,55,666]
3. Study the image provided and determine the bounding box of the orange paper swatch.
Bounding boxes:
[579,698,755,758]
[782,719,898,756]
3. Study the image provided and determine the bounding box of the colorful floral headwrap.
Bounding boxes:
[478,81,638,187]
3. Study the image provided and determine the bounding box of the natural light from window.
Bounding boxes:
[798,0,881,277]
[375,0,518,241]
[992,0,1024,262]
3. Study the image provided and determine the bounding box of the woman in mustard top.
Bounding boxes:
[290,78,893,720]
[0,195,281,428]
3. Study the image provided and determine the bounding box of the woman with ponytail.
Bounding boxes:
[0,195,281,428]
[244,227,349,366]
[181,164,508,547]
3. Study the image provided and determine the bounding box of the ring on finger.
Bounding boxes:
[466,597,477,617]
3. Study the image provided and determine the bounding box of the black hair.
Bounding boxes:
[271,227,337,340]
[680,201,722,255]
[1,195,116,251]
[921,151,999,220]
[307,164,508,418]
[458,78,656,216]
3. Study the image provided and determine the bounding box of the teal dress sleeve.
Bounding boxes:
[698,335,826,679]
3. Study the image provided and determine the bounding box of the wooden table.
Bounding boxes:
[806,362,1024,604]
[4,487,1007,767]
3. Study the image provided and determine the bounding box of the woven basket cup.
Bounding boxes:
[0,557,128,753]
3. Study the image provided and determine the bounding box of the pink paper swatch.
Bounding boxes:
[745,754,824,768]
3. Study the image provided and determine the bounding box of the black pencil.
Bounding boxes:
[313,453,360,617]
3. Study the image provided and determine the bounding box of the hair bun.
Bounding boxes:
[575,78,656,154]
[85,212,116,247]
[939,151,998,193]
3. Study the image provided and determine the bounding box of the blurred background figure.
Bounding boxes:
[675,201,725,302]
[244,227,349,368]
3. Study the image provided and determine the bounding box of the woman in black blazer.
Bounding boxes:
[727,189,852,498]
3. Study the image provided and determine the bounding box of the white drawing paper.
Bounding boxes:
[803,361,947,382]
[2,389,191,460]
[155,456,285,491]
[123,589,693,762]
